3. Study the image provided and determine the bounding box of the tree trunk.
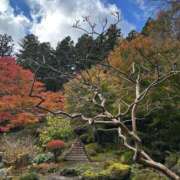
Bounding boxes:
[140,158,180,180]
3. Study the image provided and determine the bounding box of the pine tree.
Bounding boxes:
[0,34,14,57]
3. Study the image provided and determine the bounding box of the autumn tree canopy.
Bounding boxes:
[0,57,64,132]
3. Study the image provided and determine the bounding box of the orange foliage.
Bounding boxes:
[108,34,179,76]
[0,57,64,132]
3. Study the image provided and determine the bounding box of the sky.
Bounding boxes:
[0,0,158,48]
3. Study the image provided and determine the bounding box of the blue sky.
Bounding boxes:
[106,0,151,31]
[0,0,157,48]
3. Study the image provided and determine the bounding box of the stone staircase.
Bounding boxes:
[64,139,89,162]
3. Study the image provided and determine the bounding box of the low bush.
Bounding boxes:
[0,135,37,165]
[130,166,168,180]
[119,150,134,164]
[19,172,39,180]
[33,153,54,164]
[165,152,180,168]
[31,163,59,174]
[80,134,94,144]
[86,143,104,154]
[82,162,130,180]
[165,152,180,175]
[60,168,80,177]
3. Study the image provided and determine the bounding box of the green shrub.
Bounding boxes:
[60,168,80,177]
[39,116,73,146]
[95,128,119,145]
[86,143,104,153]
[119,150,133,164]
[75,163,99,174]
[165,152,180,175]
[82,170,99,180]
[33,153,54,164]
[131,166,168,180]
[107,162,130,179]
[165,152,179,168]
[82,162,130,180]
[19,172,39,180]
[80,134,94,144]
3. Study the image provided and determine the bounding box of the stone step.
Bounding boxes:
[66,153,86,157]
[65,154,88,157]
[67,149,85,151]
[65,157,89,161]
[47,175,81,180]
[71,146,83,148]
[64,139,90,162]
[66,156,87,160]
[70,148,84,150]
[68,150,85,153]
[65,154,87,157]
[65,155,88,158]
[69,150,85,153]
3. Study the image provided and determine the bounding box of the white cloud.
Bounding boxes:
[136,0,146,10]
[134,0,157,19]
[28,0,135,47]
[0,0,136,49]
[0,0,31,51]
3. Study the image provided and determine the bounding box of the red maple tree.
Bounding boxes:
[0,57,64,132]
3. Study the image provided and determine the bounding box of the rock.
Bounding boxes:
[0,152,3,162]
[5,176,13,180]
[0,168,6,177]
[0,167,13,179]
[0,152,4,169]
[47,175,81,180]
[0,162,4,169]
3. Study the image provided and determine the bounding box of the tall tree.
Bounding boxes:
[101,24,121,56]
[75,34,95,70]
[55,36,75,72]
[127,30,139,41]
[142,1,180,40]
[16,34,40,70]
[0,34,14,57]
[75,25,121,70]
[17,34,61,91]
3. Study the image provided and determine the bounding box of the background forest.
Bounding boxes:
[0,0,179,180]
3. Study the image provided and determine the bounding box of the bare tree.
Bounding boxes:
[29,13,180,180]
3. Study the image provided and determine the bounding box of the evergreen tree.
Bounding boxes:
[75,25,121,70]
[55,36,75,72]
[127,30,139,41]
[101,24,121,55]
[17,34,60,91]
[17,25,121,90]
[75,34,95,70]
[0,34,14,57]
[141,17,155,36]
[16,34,40,70]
